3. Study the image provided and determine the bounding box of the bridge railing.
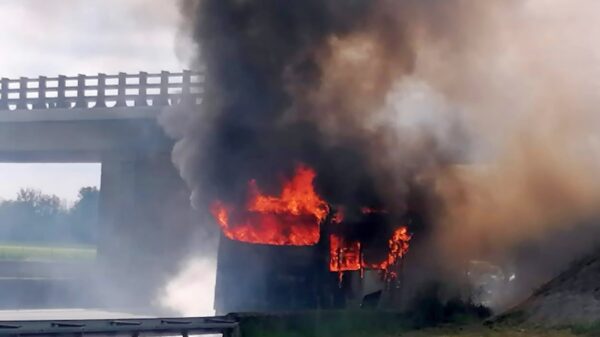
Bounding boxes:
[0,71,203,111]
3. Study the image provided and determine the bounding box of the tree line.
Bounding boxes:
[0,187,99,245]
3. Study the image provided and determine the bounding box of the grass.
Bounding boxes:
[569,322,600,336]
[0,243,96,261]
[404,326,579,337]
[234,311,592,337]
[236,311,411,337]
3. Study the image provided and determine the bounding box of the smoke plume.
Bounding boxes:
[164,0,600,309]
[158,258,216,316]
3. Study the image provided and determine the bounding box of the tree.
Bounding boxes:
[0,187,100,244]
[0,187,100,245]
[0,188,68,243]
[16,188,63,217]
[68,186,100,243]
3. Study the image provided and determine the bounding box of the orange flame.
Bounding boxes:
[364,226,412,270]
[329,234,362,271]
[210,165,328,246]
[329,226,412,278]
[210,163,412,280]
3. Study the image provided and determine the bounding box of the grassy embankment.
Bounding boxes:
[235,311,599,337]
[404,326,581,337]
[0,243,96,261]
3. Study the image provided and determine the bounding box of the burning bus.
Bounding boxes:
[210,164,412,313]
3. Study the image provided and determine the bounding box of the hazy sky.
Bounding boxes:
[0,163,101,206]
[0,0,184,202]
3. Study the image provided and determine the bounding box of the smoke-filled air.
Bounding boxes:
[161,0,600,311]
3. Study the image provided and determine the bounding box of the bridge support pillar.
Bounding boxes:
[96,154,196,309]
[98,158,136,262]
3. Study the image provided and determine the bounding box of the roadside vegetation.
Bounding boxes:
[404,326,580,337]
[0,243,95,261]
[0,187,99,261]
[234,310,598,337]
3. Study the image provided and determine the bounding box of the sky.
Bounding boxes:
[0,0,185,203]
[0,163,101,205]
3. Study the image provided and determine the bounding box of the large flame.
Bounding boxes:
[210,165,329,246]
[210,163,412,279]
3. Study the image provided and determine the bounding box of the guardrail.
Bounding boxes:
[0,316,239,336]
[0,71,203,111]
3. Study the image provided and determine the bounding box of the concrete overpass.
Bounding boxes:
[0,71,203,307]
[0,71,202,162]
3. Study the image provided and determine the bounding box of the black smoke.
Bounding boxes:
[165,0,600,314]
[170,1,470,227]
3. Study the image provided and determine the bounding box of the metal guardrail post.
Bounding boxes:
[96,73,107,108]
[33,76,47,109]
[56,75,68,108]
[135,71,148,107]
[74,74,87,108]
[155,70,170,106]
[0,316,239,336]
[17,77,28,110]
[115,72,127,107]
[0,78,8,110]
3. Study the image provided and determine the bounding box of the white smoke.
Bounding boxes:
[158,258,216,316]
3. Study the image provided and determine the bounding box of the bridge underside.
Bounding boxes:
[0,107,170,163]
[0,107,201,308]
